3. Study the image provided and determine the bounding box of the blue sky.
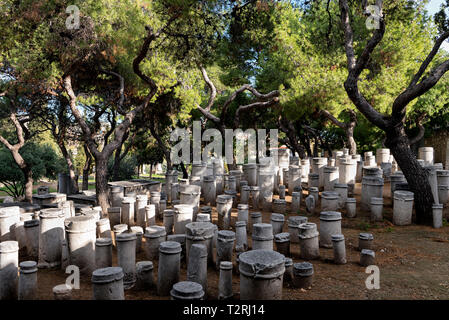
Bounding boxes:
[426,0,449,50]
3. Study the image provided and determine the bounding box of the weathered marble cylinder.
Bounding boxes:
[370,197,383,222]
[38,208,65,269]
[95,238,112,269]
[438,185,449,205]
[24,219,39,261]
[110,187,124,208]
[293,262,313,289]
[360,249,375,266]
[244,163,258,186]
[250,186,260,209]
[157,241,182,296]
[91,267,125,300]
[121,197,136,227]
[271,213,285,235]
[107,207,121,228]
[116,233,137,289]
[163,209,175,235]
[274,232,290,257]
[321,191,339,212]
[346,198,357,218]
[319,211,342,248]
[216,230,235,269]
[239,249,285,300]
[288,216,308,243]
[252,223,273,250]
[361,176,384,211]
[224,189,238,209]
[0,241,19,300]
[185,222,214,265]
[53,284,72,300]
[0,206,20,242]
[240,185,251,205]
[18,261,38,300]
[130,226,143,253]
[424,165,440,204]
[173,204,194,234]
[358,233,374,251]
[180,188,201,218]
[170,281,205,300]
[284,257,293,285]
[308,173,319,189]
[334,183,348,209]
[299,222,320,259]
[96,218,112,238]
[272,199,287,214]
[237,204,249,231]
[135,261,154,290]
[331,234,346,264]
[279,185,286,199]
[393,191,414,225]
[291,191,301,213]
[112,224,128,247]
[143,225,167,261]
[186,244,208,294]
[135,195,148,229]
[418,147,434,165]
[288,165,301,195]
[203,175,216,206]
[323,166,339,191]
[235,221,248,253]
[149,191,161,218]
[218,261,233,300]
[432,204,443,228]
[376,148,390,165]
[249,212,262,234]
[216,195,233,230]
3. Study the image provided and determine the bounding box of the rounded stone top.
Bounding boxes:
[331,234,345,242]
[130,226,144,235]
[170,281,205,300]
[274,232,290,242]
[224,190,237,196]
[432,203,444,209]
[249,186,260,191]
[320,211,342,221]
[217,230,236,242]
[185,222,215,238]
[219,261,233,270]
[334,183,348,189]
[235,221,247,227]
[216,194,232,203]
[116,232,137,242]
[53,284,73,294]
[346,198,356,203]
[359,233,374,240]
[284,257,293,267]
[196,214,211,222]
[96,237,113,246]
[121,197,136,204]
[293,262,314,276]
[436,170,449,177]
[92,267,124,284]
[0,240,19,253]
[24,219,39,227]
[309,173,319,178]
[200,206,212,213]
[96,218,110,226]
[250,212,262,218]
[136,261,154,271]
[288,216,308,227]
[113,224,128,232]
[39,208,64,218]
[299,223,319,239]
[273,199,287,204]
[252,223,273,240]
[237,204,249,210]
[244,163,257,168]
[0,206,20,217]
[167,234,186,243]
[309,187,319,192]
[370,197,383,204]
[361,249,375,257]
[239,249,285,279]
[159,241,182,254]
[174,204,194,214]
[393,190,414,200]
[163,209,175,216]
[144,225,166,238]
[19,261,37,273]
[242,185,251,191]
[321,191,339,199]
[324,166,339,172]
[271,213,285,222]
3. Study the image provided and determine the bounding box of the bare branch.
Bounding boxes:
[320,109,346,128]
[199,66,217,112]
[233,97,279,128]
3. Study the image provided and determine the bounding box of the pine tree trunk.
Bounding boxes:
[95,156,110,212]
[385,125,433,225]
[346,125,357,155]
[22,166,33,203]
[82,146,92,190]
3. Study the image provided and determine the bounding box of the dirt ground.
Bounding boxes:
[29,181,449,300]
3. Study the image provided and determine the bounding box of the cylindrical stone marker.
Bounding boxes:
[95,238,113,269]
[96,218,112,239]
[319,211,342,248]
[185,222,214,265]
[0,241,19,300]
[293,262,314,289]
[163,209,175,235]
[331,234,346,264]
[370,197,383,222]
[235,221,248,253]
[145,204,156,227]
[249,212,262,234]
[170,281,205,300]
[271,213,285,235]
[130,226,143,253]
[24,219,39,261]
[53,284,72,300]
[135,261,154,290]
[252,223,273,250]
[274,232,290,257]
[65,215,97,275]
[346,198,357,218]
[38,208,65,269]
[18,261,38,300]
[157,241,182,296]
[321,191,339,212]
[239,249,285,300]
[216,230,235,269]
[360,249,375,266]
[116,233,137,289]
[107,207,121,228]
[135,195,148,228]
[393,191,414,225]
[358,233,374,251]
[284,257,293,285]
[291,192,301,214]
[91,267,125,300]
[288,216,308,243]
[216,195,233,230]
[299,223,320,260]
[432,204,443,228]
[186,244,208,294]
[237,204,249,231]
[121,197,136,227]
[0,206,20,242]
[173,204,194,234]
[218,261,233,300]
[143,226,167,261]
